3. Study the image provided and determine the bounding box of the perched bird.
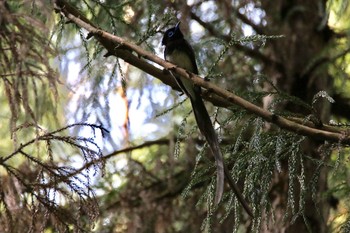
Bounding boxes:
[162,23,253,217]
[162,22,224,205]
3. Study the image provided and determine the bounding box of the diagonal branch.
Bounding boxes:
[189,11,283,71]
[54,0,350,146]
[235,9,265,35]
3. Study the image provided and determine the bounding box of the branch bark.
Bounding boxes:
[54,0,350,145]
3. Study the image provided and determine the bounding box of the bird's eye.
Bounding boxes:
[168,31,174,37]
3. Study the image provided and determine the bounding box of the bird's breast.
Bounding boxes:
[166,49,195,73]
[166,49,198,99]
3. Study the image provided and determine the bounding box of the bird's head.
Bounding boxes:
[162,22,184,46]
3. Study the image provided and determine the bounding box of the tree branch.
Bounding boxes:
[54,0,350,145]
[235,9,265,35]
[189,11,282,70]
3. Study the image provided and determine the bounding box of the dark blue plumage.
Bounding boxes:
[162,23,252,216]
[162,22,224,205]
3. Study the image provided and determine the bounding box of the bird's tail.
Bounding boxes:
[190,93,253,216]
[189,93,224,205]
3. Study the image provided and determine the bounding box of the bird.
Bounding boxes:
[162,22,224,205]
[161,23,253,216]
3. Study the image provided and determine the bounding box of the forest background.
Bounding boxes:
[1,0,350,232]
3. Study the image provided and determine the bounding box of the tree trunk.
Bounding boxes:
[261,1,332,232]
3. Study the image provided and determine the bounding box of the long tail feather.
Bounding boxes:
[190,92,253,217]
[189,93,224,205]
